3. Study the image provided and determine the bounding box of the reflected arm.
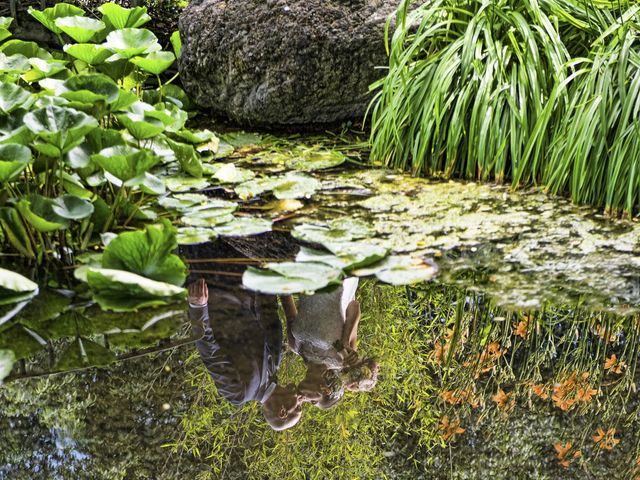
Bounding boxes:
[280,295,298,352]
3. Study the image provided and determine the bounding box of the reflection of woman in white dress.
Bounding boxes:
[282,278,378,408]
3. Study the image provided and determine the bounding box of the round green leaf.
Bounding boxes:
[28,4,85,34]
[213,217,272,237]
[24,105,98,154]
[130,51,175,75]
[92,145,161,181]
[105,28,160,59]
[62,73,119,104]
[0,267,38,295]
[51,194,94,220]
[63,43,113,65]
[0,83,33,114]
[55,16,105,43]
[0,52,30,74]
[98,3,150,30]
[290,149,347,171]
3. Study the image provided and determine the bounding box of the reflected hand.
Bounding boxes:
[188,278,208,306]
[340,347,358,367]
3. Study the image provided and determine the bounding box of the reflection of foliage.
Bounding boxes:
[0,348,204,479]
[172,281,439,479]
[412,283,640,479]
[174,281,640,479]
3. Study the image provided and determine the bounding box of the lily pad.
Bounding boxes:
[243,262,343,295]
[180,203,237,227]
[176,227,217,245]
[164,176,210,192]
[157,193,210,211]
[0,144,32,182]
[289,149,347,171]
[207,163,255,184]
[213,217,272,237]
[235,172,320,200]
[354,256,439,285]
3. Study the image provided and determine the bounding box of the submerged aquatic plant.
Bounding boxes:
[370,0,640,216]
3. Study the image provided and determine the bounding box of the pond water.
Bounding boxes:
[1,134,639,479]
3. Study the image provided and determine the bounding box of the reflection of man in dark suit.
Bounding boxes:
[184,237,304,430]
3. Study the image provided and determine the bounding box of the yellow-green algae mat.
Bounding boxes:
[161,137,640,314]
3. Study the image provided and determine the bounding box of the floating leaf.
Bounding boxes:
[157,193,210,211]
[0,268,38,305]
[242,262,343,295]
[235,172,320,200]
[177,227,217,245]
[55,16,105,43]
[213,217,272,237]
[354,256,439,285]
[130,51,175,75]
[221,131,263,147]
[28,3,84,34]
[206,163,255,184]
[164,176,210,192]
[0,144,32,182]
[101,220,187,286]
[104,28,160,59]
[180,202,237,227]
[98,3,150,30]
[289,149,347,171]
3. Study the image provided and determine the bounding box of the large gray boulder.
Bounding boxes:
[178,0,397,125]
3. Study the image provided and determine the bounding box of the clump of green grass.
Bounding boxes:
[369,0,640,217]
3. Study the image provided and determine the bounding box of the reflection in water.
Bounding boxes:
[184,238,379,431]
[1,234,640,478]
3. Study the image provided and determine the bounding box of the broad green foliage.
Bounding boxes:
[0,3,217,262]
[101,220,187,286]
[370,0,640,216]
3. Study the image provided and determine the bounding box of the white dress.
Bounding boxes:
[291,278,358,369]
